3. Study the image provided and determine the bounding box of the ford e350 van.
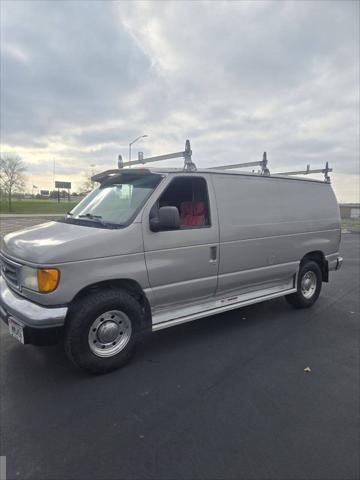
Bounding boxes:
[0,143,343,373]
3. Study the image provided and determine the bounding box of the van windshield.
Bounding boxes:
[68,173,162,227]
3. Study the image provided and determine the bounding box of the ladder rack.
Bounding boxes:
[274,162,332,183]
[93,139,332,184]
[209,152,270,176]
[118,139,196,172]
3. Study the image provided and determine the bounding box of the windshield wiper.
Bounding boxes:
[78,213,107,225]
[68,213,122,228]
[79,213,102,219]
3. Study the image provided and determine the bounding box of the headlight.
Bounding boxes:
[20,266,60,293]
[20,266,38,291]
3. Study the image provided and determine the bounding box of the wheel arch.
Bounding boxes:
[300,250,329,282]
[69,279,152,332]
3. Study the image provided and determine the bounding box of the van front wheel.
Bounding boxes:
[64,289,142,374]
[286,261,322,309]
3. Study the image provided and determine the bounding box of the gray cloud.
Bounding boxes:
[1,1,150,140]
[0,0,359,191]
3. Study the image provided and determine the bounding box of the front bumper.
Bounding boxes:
[0,275,68,344]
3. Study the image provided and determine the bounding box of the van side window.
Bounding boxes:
[155,177,211,228]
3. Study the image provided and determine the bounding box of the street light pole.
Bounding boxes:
[129,135,148,165]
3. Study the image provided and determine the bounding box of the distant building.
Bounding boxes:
[339,203,360,219]
[40,190,50,198]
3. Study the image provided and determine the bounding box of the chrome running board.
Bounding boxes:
[152,284,296,332]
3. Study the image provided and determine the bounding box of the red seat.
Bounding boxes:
[180,201,206,226]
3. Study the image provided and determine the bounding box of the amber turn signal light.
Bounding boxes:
[37,268,60,293]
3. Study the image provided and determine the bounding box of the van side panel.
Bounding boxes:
[211,174,341,296]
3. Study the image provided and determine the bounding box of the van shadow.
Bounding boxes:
[134,297,291,362]
[2,297,292,384]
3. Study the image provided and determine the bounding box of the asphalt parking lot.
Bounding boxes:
[0,218,359,480]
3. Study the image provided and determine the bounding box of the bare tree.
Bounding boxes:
[81,164,97,194]
[81,172,94,194]
[0,154,27,212]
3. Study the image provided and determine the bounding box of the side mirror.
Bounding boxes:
[150,206,180,232]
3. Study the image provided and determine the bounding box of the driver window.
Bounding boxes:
[153,177,211,228]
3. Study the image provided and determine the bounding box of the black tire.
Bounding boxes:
[285,260,322,309]
[64,289,143,374]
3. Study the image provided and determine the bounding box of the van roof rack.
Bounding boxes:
[118,139,197,172]
[92,139,332,184]
[208,152,270,176]
[273,163,332,183]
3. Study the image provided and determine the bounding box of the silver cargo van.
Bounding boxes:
[0,148,343,373]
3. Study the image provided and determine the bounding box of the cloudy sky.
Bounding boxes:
[1,0,359,201]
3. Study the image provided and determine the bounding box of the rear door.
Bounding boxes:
[142,174,219,311]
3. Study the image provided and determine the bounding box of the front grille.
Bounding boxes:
[0,254,21,288]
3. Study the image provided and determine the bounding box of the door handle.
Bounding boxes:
[209,246,218,263]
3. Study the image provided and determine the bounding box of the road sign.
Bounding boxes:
[55,181,71,189]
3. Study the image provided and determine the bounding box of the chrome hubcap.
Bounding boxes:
[97,321,119,343]
[88,310,132,358]
[301,271,317,299]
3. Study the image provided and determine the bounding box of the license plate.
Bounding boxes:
[8,317,24,344]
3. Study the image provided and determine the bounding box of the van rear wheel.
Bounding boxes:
[64,289,142,374]
[286,261,322,309]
